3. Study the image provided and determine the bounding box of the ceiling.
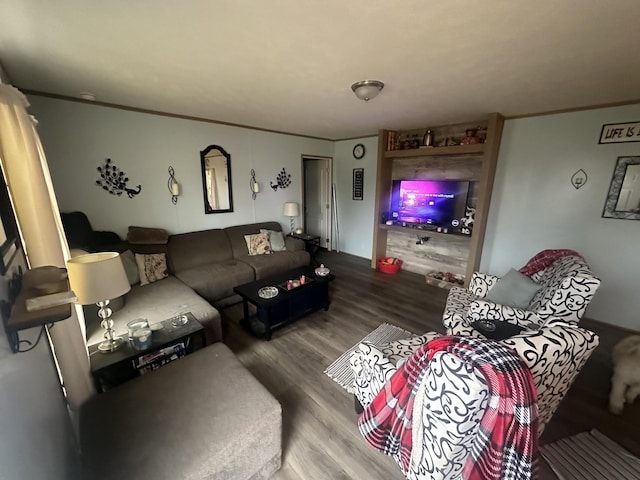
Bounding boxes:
[1,0,640,140]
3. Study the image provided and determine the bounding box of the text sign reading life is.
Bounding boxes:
[599,121,640,144]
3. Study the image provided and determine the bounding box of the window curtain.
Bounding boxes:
[0,84,95,410]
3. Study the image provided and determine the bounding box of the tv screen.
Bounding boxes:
[390,179,470,226]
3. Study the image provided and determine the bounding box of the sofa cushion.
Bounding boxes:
[126,225,168,245]
[173,260,255,303]
[85,275,222,345]
[238,250,311,279]
[168,229,233,274]
[80,343,282,480]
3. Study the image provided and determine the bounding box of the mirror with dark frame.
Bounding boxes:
[602,156,640,220]
[200,145,233,214]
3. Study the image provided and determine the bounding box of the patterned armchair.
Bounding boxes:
[349,322,599,480]
[442,254,601,333]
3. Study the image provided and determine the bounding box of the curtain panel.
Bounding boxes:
[0,84,94,410]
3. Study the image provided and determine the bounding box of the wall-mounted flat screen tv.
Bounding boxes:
[390,179,470,227]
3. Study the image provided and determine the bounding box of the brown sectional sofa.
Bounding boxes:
[84,221,310,346]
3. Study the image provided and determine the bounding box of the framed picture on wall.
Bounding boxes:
[353,168,364,201]
[0,167,19,275]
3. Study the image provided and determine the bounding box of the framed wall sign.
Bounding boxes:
[352,168,364,200]
[599,121,640,144]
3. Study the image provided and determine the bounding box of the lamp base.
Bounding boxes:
[98,336,124,353]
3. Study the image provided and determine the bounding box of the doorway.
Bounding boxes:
[302,156,332,250]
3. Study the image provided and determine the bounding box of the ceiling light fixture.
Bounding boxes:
[79,92,96,101]
[351,80,384,102]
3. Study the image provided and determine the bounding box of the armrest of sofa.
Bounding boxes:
[468,299,544,328]
[468,272,499,297]
[285,236,305,251]
[350,342,399,408]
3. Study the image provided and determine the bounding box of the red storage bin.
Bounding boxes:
[377,257,403,274]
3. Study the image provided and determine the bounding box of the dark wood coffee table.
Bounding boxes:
[233,266,336,340]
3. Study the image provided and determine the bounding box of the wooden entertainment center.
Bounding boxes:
[371,113,504,286]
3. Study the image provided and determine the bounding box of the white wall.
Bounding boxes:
[0,253,80,479]
[28,96,334,238]
[482,103,640,330]
[333,137,378,258]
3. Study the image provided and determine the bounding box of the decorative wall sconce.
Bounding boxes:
[270,168,291,191]
[571,169,588,189]
[168,166,180,204]
[96,158,142,198]
[250,169,260,200]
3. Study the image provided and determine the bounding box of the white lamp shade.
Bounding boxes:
[67,252,131,305]
[283,202,300,217]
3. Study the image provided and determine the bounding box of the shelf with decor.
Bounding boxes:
[2,266,74,353]
[384,143,485,158]
[371,113,504,286]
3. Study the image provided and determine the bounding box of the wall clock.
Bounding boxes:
[353,143,365,160]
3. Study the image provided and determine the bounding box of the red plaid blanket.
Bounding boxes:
[519,249,582,276]
[358,335,538,479]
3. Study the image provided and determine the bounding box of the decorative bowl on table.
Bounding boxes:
[258,286,279,299]
[314,264,330,277]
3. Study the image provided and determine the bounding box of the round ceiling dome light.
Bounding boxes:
[351,80,384,102]
[79,92,96,101]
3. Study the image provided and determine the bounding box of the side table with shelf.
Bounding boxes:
[289,233,321,264]
[89,312,205,392]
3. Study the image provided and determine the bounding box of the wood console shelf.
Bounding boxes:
[371,113,505,285]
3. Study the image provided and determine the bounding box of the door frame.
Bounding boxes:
[301,155,333,251]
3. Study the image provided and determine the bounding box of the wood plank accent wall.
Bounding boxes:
[371,113,505,285]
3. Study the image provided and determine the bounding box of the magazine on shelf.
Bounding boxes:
[133,342,186,374]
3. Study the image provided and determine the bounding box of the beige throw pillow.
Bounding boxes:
[244,233,272,256]
[135,253,169,286]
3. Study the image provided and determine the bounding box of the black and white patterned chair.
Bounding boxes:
[442,254,601,334]
[349,323,599,480]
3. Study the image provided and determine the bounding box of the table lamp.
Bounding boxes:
[67,252,131,352]
[283,202,300,234]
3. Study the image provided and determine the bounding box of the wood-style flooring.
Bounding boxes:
[220,251,639,480]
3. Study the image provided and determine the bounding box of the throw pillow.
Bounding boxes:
[260,229,286,251]
[244,233,272,256]
[135,253,169,286]
[484,268,541,309]
[120,250,140,285]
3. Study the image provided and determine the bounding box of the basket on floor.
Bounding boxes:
[377,257,403,274]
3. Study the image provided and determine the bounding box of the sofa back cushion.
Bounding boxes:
[528,255,601,322]
[224,222,284,259]
[168,229,232,274]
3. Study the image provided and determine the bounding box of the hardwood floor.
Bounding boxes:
[220,251,639,480]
